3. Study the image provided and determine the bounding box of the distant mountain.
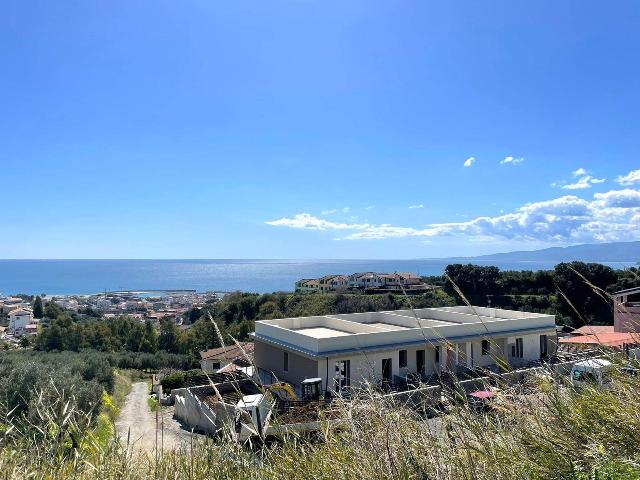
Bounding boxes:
[446,241,640,264]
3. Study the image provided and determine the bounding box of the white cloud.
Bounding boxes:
[266,187,640,243]
[408,204,424,209]
[561,175,606,190]
[554,168,606,190]
[500,156,524,165]
[616,169,640,186]
[463,156,476,167]
[266,213,370,231]
[321,207,350,215]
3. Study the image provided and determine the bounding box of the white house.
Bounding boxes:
[318,275,349,292]
[295,279,320,293]
[54,297,79,310]
[200,343,255,374]
[8,308,34,334]
[252,306,557,394]
[348,272,384,289]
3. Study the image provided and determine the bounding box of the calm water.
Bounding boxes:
[0,259,634,296]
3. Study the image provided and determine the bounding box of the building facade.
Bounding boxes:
[200,343,255,374]
[253,306,557,393]
[614,287,640,333]
[8,308,34,334]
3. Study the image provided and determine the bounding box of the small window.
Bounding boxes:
[283,351,289,372]
[399,349,407,368]
[481,340,490,356]
[435,346,440,363]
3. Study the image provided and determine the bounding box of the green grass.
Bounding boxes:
[109,370,135,419]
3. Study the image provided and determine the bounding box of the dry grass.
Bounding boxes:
[2,354,640,480]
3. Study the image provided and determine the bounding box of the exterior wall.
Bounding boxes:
[504,332,556,367]
[254,340,318,388]
[469,338,505,368]
[311,332,557,392]
[318,343,447,393]
[201,358,231,374]
[614,303,640,333]
[295,280,320,293]
[400,345,441,376]
[8,313,33,333]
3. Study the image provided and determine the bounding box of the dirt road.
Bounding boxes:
[116,381,202,453]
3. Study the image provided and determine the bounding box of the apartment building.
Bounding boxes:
[318,275,349,292]
[295,279,320,293]
[253,306,557,393]
[8,308,35,335]
[296,271,429,293]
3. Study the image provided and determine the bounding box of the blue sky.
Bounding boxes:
[1,1,639,259]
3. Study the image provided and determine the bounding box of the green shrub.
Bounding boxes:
[160,372,185,392]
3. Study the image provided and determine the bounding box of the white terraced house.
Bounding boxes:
[252,306,557,394]
[8,308,34,334]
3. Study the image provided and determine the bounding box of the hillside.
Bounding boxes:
[448,241,640,263]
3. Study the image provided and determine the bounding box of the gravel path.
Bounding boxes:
[116,381,203,453]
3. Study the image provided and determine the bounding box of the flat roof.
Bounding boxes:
[254,306,557,358]
[293,327,351,338]
[367,322,409,331]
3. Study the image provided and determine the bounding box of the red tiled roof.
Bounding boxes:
[572,325,615,335]
[200,342,254,361]
[559,332,640,348]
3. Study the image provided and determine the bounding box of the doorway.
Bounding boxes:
[382,358,392,384]
[416,350,425,375]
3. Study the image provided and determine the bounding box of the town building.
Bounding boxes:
[8,308,35,334]
[318,275,349,292]
[54,297,79,310]
[0,297,26,315]
[252,306,557,394]
[559,287,640,353]
[200,342,255,374]
[348,272,383,289]
[613,287,640,333]
[295,279,320,293]
[296,271,433,294]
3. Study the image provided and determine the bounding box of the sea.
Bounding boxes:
[0,259,635,296]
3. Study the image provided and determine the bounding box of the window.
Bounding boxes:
[435,346,440,363]
[513,338,524,358]
[540,335,548,358]
[481,340,490,356]
[399,349,407,368]
[334,360,350,391]
[283,351,289,372]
